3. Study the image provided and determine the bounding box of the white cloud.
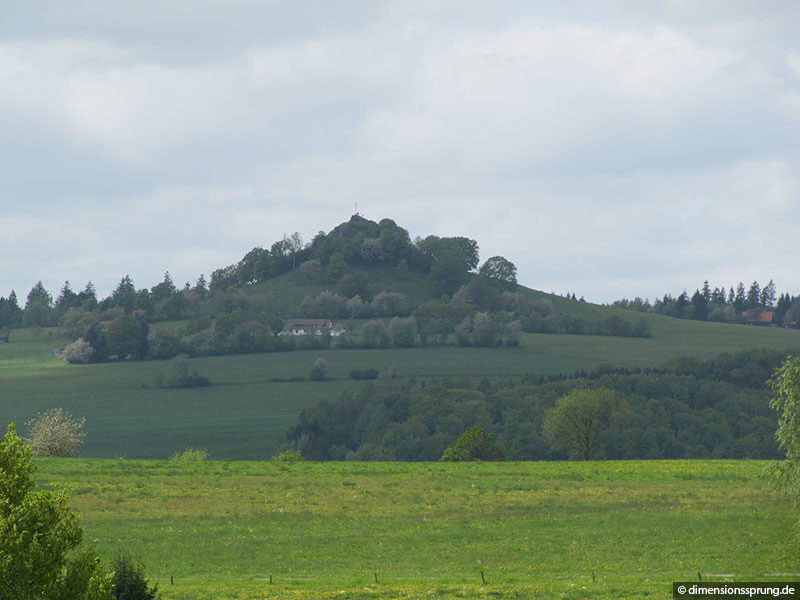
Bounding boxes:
[357,21,781,176]
[1,1,799,305]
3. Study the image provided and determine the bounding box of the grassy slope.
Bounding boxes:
[36,458,799,600]
[3,309,800,458]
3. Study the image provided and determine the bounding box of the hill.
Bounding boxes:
[2,215,800,459]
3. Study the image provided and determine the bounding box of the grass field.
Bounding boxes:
[35,457,800,600]
[3,316,800,459]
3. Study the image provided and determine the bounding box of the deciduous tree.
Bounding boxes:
[770,355,800,502]
[0,424,113,599]
[25,408,86,457]
[543,388,631,460]
[478,256,518,288]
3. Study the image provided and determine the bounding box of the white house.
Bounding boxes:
[283,319,345,337]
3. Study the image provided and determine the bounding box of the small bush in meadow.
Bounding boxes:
[25,408,86,457]
[441,426,504,462]
[169,447,209,461]
[154,354,210,388]
[349,368,379,380]
[309,357,329,381]
[271,448,305,462]
[62,339,95,364]
[111,549,159,600]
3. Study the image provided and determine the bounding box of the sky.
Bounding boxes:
[2,1,799,305]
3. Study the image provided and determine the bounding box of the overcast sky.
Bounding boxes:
[2,1,799,305]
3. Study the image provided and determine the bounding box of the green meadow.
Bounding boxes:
[3,317,800,459]
[35,458,799,600]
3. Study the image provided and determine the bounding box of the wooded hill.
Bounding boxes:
[1,214,654,363]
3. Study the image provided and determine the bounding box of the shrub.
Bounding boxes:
[169,447,209,461]
[62,339,95,364]
[441,426,504,462]
[146,329,181,359]
[350,368,379,380]
[110,550,158,600]
[309,357,329,381]
[25,408,86,457]
[271,449,305,462]
[155,354,210,388]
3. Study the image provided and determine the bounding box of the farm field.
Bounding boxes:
[36,457,799,600]
[3,319,800,459]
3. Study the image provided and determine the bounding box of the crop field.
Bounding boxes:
[35,458,799,600]
[3,321,800,459]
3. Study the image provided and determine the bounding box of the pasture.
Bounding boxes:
[36,457,799,599]
[2,319,800,459]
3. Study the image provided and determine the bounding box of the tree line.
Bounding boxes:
[283,347,792,461]
[613,279,800,326]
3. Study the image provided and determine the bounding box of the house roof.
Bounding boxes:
[286,319,333,327]
[742,310,774,323]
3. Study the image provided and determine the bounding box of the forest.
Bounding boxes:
[285,347,792,461]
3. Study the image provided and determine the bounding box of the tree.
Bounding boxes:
[110,550,158,600]
[359,238,383,263]
[746,281,761,309]
[286,231,305,269]
[157,354,210,388]
[770,355,800,502]
[450,236,480,271]
[106,314,147,360]
[62,339,96,364]
[150,271,176,303]
[478,256,518,288]
[299,259,322,281]
[441,426,504,461]
[193,274,208,299]
[430,249,470,295]
[733,282,746,313]
[309,357,329,381]
[112,275,136,313]
[388,317,416,347]
[701,280,712,302]
[325,252,348,282]
[77,281,98,311]
[336,271,371,300]
[377,218,411,264]
[56,281,78,312]
[24,281,55,327]
[25,408,86,457]
[0,424,113,599]
[360,320,389,348]
[471,312,498,346]
[543,388,631,460]
[26,280,53,309]
[0,291,22,329]
[371,291,405,316]
[761,279,777,308]
[690,289,709,321]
